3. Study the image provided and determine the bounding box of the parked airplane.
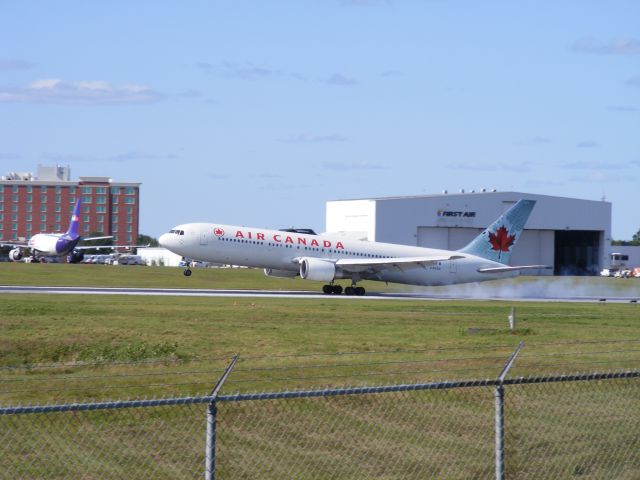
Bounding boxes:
[158,199,547,295]
[1,199,138,263]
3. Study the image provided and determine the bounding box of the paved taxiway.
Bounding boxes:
[1,285,638,303]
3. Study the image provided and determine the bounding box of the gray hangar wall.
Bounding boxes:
[326,192,612,275]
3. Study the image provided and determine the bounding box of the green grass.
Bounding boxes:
[2,264,640,478]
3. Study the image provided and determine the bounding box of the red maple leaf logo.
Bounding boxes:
[488,226,516,253]
[214,228,224,237]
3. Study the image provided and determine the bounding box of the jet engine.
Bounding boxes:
[299,258,336,282]
[9,248,23,262]
[264,268,298,278]
[67,250,85,264]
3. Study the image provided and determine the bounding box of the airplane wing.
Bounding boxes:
[0,242,28,248]
[75,243,150,251]
[477,265,551,273]
[83,235,114,241]
[333,254,465,274]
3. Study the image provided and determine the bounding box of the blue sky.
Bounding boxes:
[1,1,638,239]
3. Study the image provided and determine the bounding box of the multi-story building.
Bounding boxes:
[0,165,140,245]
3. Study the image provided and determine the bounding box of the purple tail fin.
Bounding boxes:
[67,198,81,237]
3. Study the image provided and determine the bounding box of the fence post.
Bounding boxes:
[495,342,524,480]
[205,354,239,480]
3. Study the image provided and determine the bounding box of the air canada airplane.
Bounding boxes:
[159,199,548,296]
[1,199,138,263]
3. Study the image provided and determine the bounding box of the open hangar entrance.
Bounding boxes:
[554,230,601,276]
[417,227,603,275]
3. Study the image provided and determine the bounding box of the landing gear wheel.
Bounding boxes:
[322,285,333,295]
[332,285,343,295]
[183,269,192,277]
[345,286,355,296]
[355,286,366,296]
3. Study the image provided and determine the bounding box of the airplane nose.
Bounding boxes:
[158,233,171,248]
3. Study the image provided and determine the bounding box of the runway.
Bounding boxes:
[1,285,638,303]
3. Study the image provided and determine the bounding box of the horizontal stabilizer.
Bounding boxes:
[83,235,114,242]
[478,265,551,274]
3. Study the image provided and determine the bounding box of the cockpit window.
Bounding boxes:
[169,229,185,235]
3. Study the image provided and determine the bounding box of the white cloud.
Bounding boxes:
[0,59,34,70]
[322,160,386,171]
[325,73,359,86]
[0,79,163,105]
[573,38,640,55]
[281,133,349,143]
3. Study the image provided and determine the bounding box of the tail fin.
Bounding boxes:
[458,199,536,265]
[67,198,81,237]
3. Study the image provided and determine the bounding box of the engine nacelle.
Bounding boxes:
[264,268,298,278]
[9,248,23,262]
[67,250,85,264]
[299,258,336,282]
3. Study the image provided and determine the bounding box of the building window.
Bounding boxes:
[97,224,104,233]
[13,195,18,202]
[113,234,118,242]
[12,205,18,212]
[55,214,61,222]
[26,186,31,193]
[11,233,17,240]
[41,214,46,222]
[83,224,90,233]
[112,196,118,204]
[0,213,2,221]
[83,206,89,213]
[82,196,91,204]
[0,204,3,212]
[26,205,31,212]
[41,186,47,192]
[112,224,118,232]
[12,214,17,221]
[96,206,106,213]
[55,195,61,203]
[0,185,3,193]
[83,215,89,222]
[82,186,92,194]
[127,215,132,223]
[112,215,118,223]
[12,223,18,230]
[124,197,135,204]
[41,205,46,213]
[26,223,31,231]
[127,225,132,233]
[125,187,135,195]
[27,194,32,203]
[12,185,18,193]
[41,195,47,203]
[127,234,132,242]
[70,186,76,194]
[112,206,118,213]
[96,196,106,204]
[111,187,120,194]
[26,214,31,221]
[69,196,75,203]
[96,187,106,194]
[55,186,61,193]
[55,205,61,213]
[40,223,46,231]
[55,224,61,231]
[98,215,104,223]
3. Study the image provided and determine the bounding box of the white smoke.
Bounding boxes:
[414,277,640,300]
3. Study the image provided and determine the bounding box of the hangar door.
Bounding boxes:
[554,230,600,275]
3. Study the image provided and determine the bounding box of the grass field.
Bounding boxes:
[2,264,640,478]
[1,263,640,405]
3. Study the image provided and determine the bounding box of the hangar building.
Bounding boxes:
[326,191,612,276]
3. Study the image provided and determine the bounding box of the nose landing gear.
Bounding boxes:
[183,268,192,277]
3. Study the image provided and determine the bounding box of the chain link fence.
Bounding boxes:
[2,370,640,479]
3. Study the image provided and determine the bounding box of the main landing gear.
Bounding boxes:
[322,283,366,296]
[183,268,192,277]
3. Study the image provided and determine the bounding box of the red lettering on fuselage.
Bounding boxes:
[323,240,331,248]
[311,239,319,247]
[298,237,307,245]
[235,231,244,238]
[257,233,265,241]
[273,234,282,242]
[285,236,294,244]
[336,242,344,249]
[228,228,345,249]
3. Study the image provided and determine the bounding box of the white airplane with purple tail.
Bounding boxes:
[159,199,549,295]
[1,199,137,263]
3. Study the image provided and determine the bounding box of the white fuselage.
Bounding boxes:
[159,223,517,287]
[28,233,63,255]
